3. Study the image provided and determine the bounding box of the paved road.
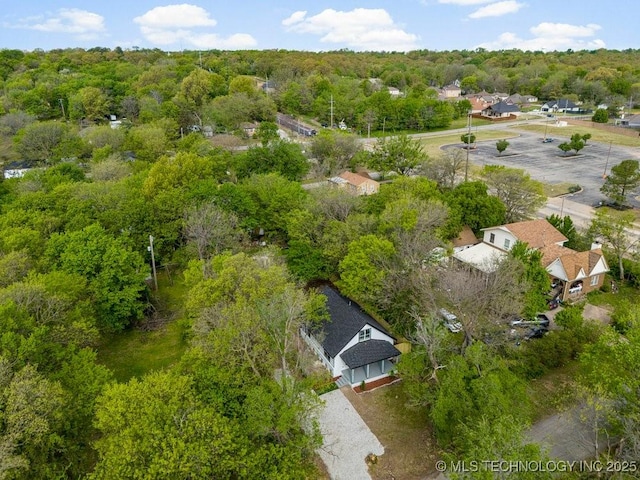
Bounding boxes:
[527,406,604,462]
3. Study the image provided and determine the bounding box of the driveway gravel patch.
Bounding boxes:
[317,388,384,480]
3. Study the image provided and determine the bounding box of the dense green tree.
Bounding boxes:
[589,208,636,281]
[14,121,69,163]
[338,234,396,304]
[445,181,506,233]
[496,139,509,155]
[91,371,243,480]
[368,134,427,176]
[309,130,361,177]
[45,224,147,331]
[601,159,640,205]
[235,140,309,181]
[509,241,550,318]
[592,108,609,123]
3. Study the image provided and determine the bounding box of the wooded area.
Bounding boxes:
[1,47,639,478]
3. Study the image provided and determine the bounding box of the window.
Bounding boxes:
[590,275,599,286]
[358,328,371,342]
[504,238,511,249]
[489,233,495,244]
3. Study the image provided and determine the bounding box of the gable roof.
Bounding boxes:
[492,219,568,249]
[318,286,393,357]
[340,340,401,369]
[337,171,378,187]
[483,100,520,114]
[544,99,577,109]
[541,244,608,281]
[453,225,479,248]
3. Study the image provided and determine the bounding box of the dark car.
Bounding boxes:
[548,298,560,310]
[536,314,551,327]
[542,138,554,143]
[524,326,548,340]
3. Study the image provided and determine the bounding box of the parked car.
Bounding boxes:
[542,138,554,143]
[524,326,549,340]
[511,314,550,328]
[548,298,560,310]
[439,308,463,333]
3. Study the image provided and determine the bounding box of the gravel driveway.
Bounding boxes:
[317,388,384,480]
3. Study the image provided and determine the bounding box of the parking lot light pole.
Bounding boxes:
[603,141,613,178]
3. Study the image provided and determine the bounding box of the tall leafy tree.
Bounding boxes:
[589,208,636,281]
[601,159,640,206]
[45,224,147,331]
[482,165,545,223]
[368,134,427,176]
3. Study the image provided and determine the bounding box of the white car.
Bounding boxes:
[439,308,463,333]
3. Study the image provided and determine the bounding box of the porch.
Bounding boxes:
[336,357,398,386]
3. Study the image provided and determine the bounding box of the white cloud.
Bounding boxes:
[468,1,524,19]
[530,22,601,38]
[282,8,419,51]
[134,4,256,50]
[11,8,106,39]
[476,22,605,51]
[133,4,216,29]
[438,0,494,5]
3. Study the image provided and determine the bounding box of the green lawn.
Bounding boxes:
[96,271,190,383]
[527,361,581,421]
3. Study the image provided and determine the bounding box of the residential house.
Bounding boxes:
[505,93,538,105]
[452,225,479,253]
[329,171,380,195]
[467,97,492,114]
[481,100,520,118]
[442,84,462,98]
[241,122,259,137]
[541,99,580,113]
[618,113,640,128]
[300,286,401,386]
[453,219,609,300]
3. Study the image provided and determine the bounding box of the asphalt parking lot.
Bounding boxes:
[455,129,640,208]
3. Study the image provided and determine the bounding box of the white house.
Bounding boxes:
[301,286,400,386]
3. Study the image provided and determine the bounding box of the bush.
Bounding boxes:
[592,109,609,123]
[568,184,581,193]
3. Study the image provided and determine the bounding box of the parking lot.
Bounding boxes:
[457,129,640,208]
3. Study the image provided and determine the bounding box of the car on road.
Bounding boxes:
[439,308,463,333]
[542,138,554,143]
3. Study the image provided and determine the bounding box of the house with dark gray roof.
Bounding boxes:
[301,285,400,386]
[541,99,580,113]
[481,100,520,118]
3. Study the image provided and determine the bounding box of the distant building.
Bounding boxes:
[329,171,380,196]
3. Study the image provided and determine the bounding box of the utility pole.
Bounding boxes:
[330,95,334,129]
[148,235,158,291]
[465,110,472,182]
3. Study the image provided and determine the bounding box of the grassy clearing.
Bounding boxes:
[544,182,579,197]
[96,271,190,383]
[527,361,581,421]
[587,281,640,310]
[511,124,640,148]
[343,381,436,480]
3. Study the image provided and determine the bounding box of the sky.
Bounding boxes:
[0,1,637,53]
